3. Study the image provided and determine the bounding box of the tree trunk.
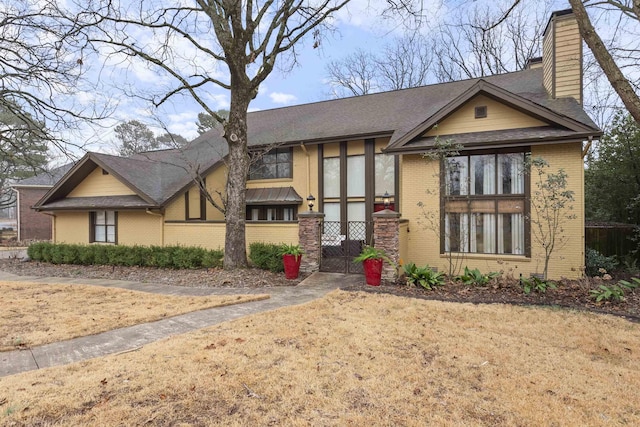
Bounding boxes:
[568,0,640,124]
[223,72,252,270]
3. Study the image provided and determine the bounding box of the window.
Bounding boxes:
[245,205,297,221]
[90,211,117,243]
[249,148,292,180]
[443,152,526,255]
[475,106,487,118]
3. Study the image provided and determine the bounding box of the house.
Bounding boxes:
[12,163,74,241]
[30,9,601,279]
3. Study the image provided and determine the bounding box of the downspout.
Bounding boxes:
[12,188,20,242]
[146,208,164,247]
[40,211,56,243]
[300,143,310,198]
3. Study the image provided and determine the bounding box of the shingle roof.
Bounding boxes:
[36,68,601,211]
[13,163,74,187]
[37,195,155,210]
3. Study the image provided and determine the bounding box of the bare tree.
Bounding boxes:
[1,0,110,160]
[568,0,640,124]
[65,0,359,269]
[325,34,434,97]
[434,2,552,82]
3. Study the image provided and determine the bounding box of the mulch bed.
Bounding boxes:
[1,259,638,321]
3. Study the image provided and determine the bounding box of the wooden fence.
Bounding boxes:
[585,224,638,259]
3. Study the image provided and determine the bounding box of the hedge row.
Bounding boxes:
[248,242,283,273]
[27,242,223,269]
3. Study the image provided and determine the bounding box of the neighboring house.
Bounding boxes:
[33,10,601,279]
[12,163,74,241]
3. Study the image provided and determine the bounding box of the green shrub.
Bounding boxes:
[249,242,284,272]
[520,276,556,294]
[26,242,223,270]
[456,267,499,286]
[585,248,618,277]
[403,262,445,290]
[590,277,640,302]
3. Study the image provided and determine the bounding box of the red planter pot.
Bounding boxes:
[283,254,302,279]
[363,258,383,286]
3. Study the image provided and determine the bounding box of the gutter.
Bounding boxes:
[146,208,165,247]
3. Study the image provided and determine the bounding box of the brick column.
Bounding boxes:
[297,211,324,273]
[373,209,401,284]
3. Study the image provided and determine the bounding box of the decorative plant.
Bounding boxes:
[590,277,640,302]
[279,244,303,256]
[353,245,391,264]
[457,267,499,286]
[403,262,446,290]
[520,276,557,294]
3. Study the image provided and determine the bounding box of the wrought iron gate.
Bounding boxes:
[320,221,369,273]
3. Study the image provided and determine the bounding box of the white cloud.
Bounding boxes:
[269,92,298,104]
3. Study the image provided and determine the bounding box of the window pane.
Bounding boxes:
[470,155,495,195]
[283,208,294,221]
[471,213,496,253]
[278,162,291,178]
[95,226,106,242]
[323,202,340,222]
[106,211,115,224]
[347,155,365,197]
[266,208,276,221]
[498,213,524,254]
[498,153,524,194]
[347,202,365,240]
[445,212,469,252]
[445,157,468,196]
[277,149,291,162]
[96,211,106,225]
[323,158,340,198]
[251,208,260,221]
[106,226,116,243]
[375,154,395,196]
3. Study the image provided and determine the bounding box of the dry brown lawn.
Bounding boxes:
[2,290,640,426]
[0,281,268,351]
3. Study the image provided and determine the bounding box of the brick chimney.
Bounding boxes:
[543,9,582,104]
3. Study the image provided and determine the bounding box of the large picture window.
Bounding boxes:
[443,152,526,255]
[249,148,292,180]
[90,211,117,243]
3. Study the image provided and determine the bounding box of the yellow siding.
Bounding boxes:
[375,137,391,153]
[530,143,584,279]
[205,165,227,221]
[165,194,186,221]
[323,142,340,158]
[187,189,201,219]
[54,212,89,244]
[543,13,581,103]
[424,95,548,137]
[68,167,136,197]
[118,211,163,246]
[346,140,364,155]
[163,222,298,252]
[398,146,584,280]
[399,221,409,265]
[164,223,226,250]
[554,18,581,103]
[246,223,298,247]
[543,23,554,97]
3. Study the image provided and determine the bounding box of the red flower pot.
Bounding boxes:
[363,258,383,286]
[283,254,302,279]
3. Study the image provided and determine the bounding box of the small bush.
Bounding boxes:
[249,242,284,273]
[403,262,445,290]
[26,242,223,269]
[457,267,499,286]
[520,276,556,294]
[585,248,618,277]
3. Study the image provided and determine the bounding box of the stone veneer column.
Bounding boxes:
[297,211,325,273]
[373,209,401,284]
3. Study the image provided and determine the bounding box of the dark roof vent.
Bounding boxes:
[475,106,487,119]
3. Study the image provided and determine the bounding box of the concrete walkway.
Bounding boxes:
[0,270,361,377]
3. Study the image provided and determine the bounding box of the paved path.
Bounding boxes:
[0,270,361,377]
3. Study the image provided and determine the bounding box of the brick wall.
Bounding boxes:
[17,187,52,241]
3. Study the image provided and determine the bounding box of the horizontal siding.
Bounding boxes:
[68,167,136,197]
[55,212,89,244]
[118,211,163,247]
[424,95,548,137]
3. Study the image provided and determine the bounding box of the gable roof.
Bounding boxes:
[35,67,601,211]
[12,163,74,188]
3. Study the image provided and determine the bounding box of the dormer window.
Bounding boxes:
[475,106,487,119]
